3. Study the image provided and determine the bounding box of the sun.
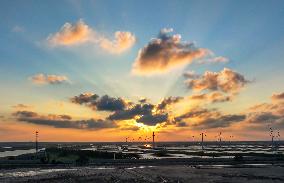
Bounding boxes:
[135,122,158,132]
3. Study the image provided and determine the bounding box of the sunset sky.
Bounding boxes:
[1,0,284,142]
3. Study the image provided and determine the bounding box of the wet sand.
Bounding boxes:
[1,165,284,183]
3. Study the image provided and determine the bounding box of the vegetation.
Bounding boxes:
[153,149,172,157]
[45,147,140,165]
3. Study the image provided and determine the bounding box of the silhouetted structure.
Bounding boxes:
[200,132,206,150]
[218,132,222,147]
[269,127,274,147]
[35,131,39,154]
[152,132,155,149]
[277,131,281,141]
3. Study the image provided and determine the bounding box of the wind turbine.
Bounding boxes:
[200,132,206,151]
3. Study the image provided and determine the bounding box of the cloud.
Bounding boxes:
[72,92,169,126]
[71,92,240,128]
[197,56,229,64]
[174,108,245,129]
[248,112,280,124]
[189,92,232,103]
[175,121,188,127]
[185,68,249,94]
[157,96,183,110]
[13,111,117,130]
[246,111,284,130]
[30,74,69,85]
[183,71,200,79]
[120,126,140,131]
[101,96,170,126]
[47,19,135,54]
[271,92,284,101]
[47,19,91,46]
[12,25,25,33]
[194,114,246,129]
[71,93,128,111]
[248,99,284,116]
[228,91,284,132]
[107,103,154,120]
[99,31,136,54]
[137,113,168,126]
[138,98,148,103]
[132,29,210,75]
[175,108,216,122]
[245,96,284,129]
[12,104,32,110]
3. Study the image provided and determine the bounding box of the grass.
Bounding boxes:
[45,147,141,164]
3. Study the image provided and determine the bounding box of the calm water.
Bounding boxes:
[0,141,283,159]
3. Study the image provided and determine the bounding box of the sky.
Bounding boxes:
[0,0,284,142]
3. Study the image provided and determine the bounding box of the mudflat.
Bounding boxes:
[1,165,284,183]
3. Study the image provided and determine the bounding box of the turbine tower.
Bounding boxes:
[152,132,155,149]
[35,131,39,154]
[200,132,206,150]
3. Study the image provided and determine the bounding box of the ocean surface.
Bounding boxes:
[1,141,283,159]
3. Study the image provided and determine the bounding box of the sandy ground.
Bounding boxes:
[1,165,284,183]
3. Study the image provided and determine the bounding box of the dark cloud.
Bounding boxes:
[248,112,281,124]
[107,103,154,120]
[175,108,216,122]
[72,93,172,126]
[13,111,117,130]
[137,113,168,126]
[14,111,38,118]
[174,108,245,129]
[157,96,183,110]
[245,112,284,130]
[189,92,232,103]
[71,93,99,104]
[241,94,284,130]
[194,114,246,129]
[138,98,147,103]
[132,28,210,75]
[71,93,127,111]
[175,121,188,127]
[95,95,127,111]
[120,126,140,131]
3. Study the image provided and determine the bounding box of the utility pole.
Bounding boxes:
[35,131,39,154]
[152,132,155,149]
